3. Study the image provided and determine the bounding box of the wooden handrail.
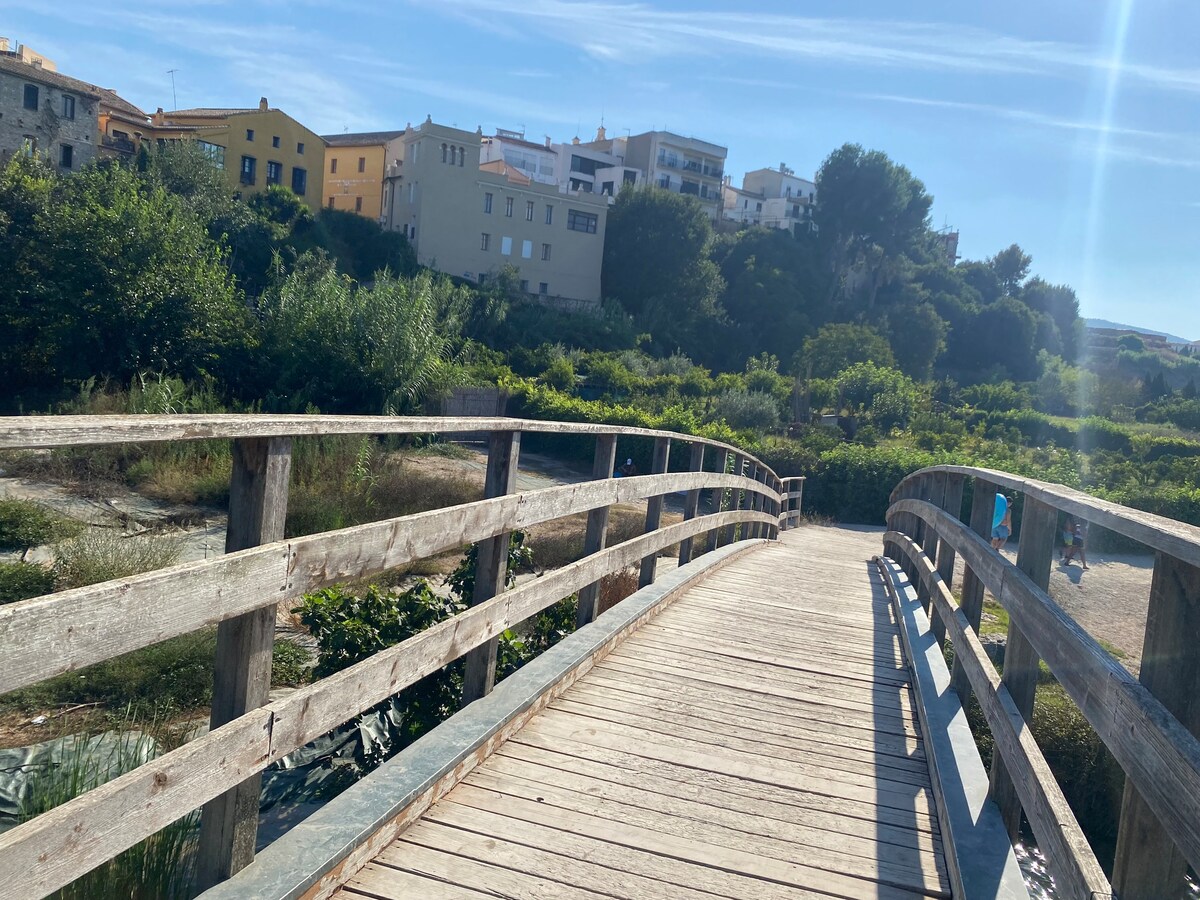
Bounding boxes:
[885,482,1200,899]
[0,414,783,898]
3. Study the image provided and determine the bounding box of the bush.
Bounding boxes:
[0,499,81,551]
[835,362,921,430]
[53,530,182,590]
[709,390,782,433]
[960,382,1033,412]
[271,638,312,685]
[541,356,577,393]
[0,561,56,604]
[806,444,947,523]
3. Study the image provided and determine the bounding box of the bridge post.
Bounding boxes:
[196,436,292,890]
[576,433,619,628]
[929,473,965,647]
[721,454,747,547]
[950,477,998,703]
[711,450,734,551]
[743,462,761,540]
[638,436,672,588]
[462,430,521,704]
[677,442,706,566]
[1113,551,1200,900]
[750,466,769,539]
[989,493,1056,840]
[914,473,939,613]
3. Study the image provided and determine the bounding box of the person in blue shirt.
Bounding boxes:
[991,493,1013,549]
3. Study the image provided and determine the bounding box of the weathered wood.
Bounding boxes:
[892,498,1200,875]
[196,436,292,889]
[462,431,521,704]
[883,534,1111,900]
[575,433,619,628]
[930,474,965,648]
[989,494,1056,840]
[949,477,997,703]
[676,442,706,565]
[638,436,671,588]
[0,511,772,900]
[710,450,734,551]
[1113,552,1200,900]
[0,470,773,696]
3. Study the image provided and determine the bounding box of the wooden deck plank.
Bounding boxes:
[333,528,951,900]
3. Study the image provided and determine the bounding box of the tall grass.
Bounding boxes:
[18,718,197,899]
[53,531,182,590]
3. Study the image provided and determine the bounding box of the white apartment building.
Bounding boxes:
[553,126,641,198]
[479,127,557,186]
[623,130,727,218]
[384,120,609,303]
[723,163,816,232]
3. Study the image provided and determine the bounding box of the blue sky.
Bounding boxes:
[6,0,1199,339]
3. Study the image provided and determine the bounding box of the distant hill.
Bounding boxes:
[1086,318,1194,345]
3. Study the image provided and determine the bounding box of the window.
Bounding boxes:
[601,181,614,196]
[505,197,513,217]
[567,209,598,234]
[520,279,529,292]
[680,179,700,196]
[59,144,73,169]
[441,143,448,163]
[61,95,75,120]
[449,146,457,166]
[500,236,513,256]
[23,84,38,110]
[199,141,225,169]
[521,240,533,259]
[755,202,763,212]
[541,243,551,261]
[266,161,283,185]
[355,196,363,212]
[240,155,257,185]
[246,129,255,141]
[545,205,553,225]
[292,167,307,195]
[526,200,535,221]
[459,147,465,167]
[297,142,305,155]
[272,136,281,148]
[331,158,338,174]
[20,136,36,157]
[658,174,671,189]
[328,197,335,209]
[358,156,366,173]
[483,192,493,214]
[539,282,549,295]
[481,233,490,251]
[408,183,414,202]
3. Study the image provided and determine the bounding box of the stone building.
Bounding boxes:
[0,39,99,172]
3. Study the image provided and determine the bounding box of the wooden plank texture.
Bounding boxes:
[331,527,950,900]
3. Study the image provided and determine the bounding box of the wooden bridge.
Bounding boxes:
[2,416,1200,899]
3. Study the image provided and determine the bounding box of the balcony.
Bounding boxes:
[101,135,137,154]
[702,166,724,179]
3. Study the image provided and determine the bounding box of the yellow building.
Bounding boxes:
[164,98,325,210]
[321,131,404,220]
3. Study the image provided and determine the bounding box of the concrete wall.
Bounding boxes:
[0,69,98,171]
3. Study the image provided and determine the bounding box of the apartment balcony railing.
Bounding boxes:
[101,135,137,154]
[702,166,724,179]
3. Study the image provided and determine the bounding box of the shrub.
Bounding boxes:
[271,638,313,685]
[0,561,56,604]
[960,381,1033,412]
[541,356,577,393]
[709,390,782,433]
[0,499,81,551]
[53,530,182,590]
[806,444,947,524]
[835,362,921,430]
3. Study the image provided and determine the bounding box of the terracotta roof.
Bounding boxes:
[166,107,265,118]
[98,88,147,120]
[0,55,102,99]
[321,130,406,146]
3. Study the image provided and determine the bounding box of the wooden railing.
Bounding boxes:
[778,475,805,530]
[882,465,1200,900]
[0,415,783,899]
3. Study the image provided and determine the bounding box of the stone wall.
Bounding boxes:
[0,69,98,171]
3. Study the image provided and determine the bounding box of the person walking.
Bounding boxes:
[992,493,1013,550]
[1065,520,1089,569]
[1060,515,1075,561]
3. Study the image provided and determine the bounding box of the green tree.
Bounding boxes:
[601,187,724,353]
[1021,277,1082,361]
[799,323,896,379]
[883,301,948,380]
[968,297,1040,381]
[987,243,1032,296]
[814,144,933,309]
[835,362,921,430]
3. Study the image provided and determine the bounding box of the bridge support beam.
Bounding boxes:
[951,478,998,704]
[462,430,521,705]
[677,443,706,566]
[718,453,744,549]
[1113,552,1200,900]
[576,434,619,628]
[989,494,1056,840]
[196,436,292,891]
[639,437,672,587]
[929,473,965,647]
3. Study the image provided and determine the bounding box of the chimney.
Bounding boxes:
[544,135,551,149]
[572,136,581,146]
[259,97,268,111]
[595,124,606,141]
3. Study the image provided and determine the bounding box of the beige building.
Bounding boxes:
[0,39,99,171]
[384,120,609,303]
[321,130,405,220]
[723,163,816,233]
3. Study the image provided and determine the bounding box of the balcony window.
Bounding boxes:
[539,282,549,295]
[545,204,553,225]
[505,197,514,217]
[23,84,38,111]
[331,158,338,174]
[481,233,490,251]
[240,155,257,185]
[266,161,283,185]
[526,200,534,221]
[62,95,75,120]
[484,192,493,214]
[541,243,551,261]
[657,175,671,189]
[199,141,226,169]
[358,156,366,173]
[292,167,307,195]
[59,144,73,169]
[680,180,700,196]
[567,209,598,234]
[355,196,363,212]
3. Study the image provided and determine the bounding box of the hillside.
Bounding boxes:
[1085,318,1194,345]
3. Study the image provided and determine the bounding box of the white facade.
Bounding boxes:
[622,130,727,217]
[722,163,816,232]
[479,128,557,185]
[553,136,641,198]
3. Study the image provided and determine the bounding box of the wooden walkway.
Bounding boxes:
[335,527,950,900]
